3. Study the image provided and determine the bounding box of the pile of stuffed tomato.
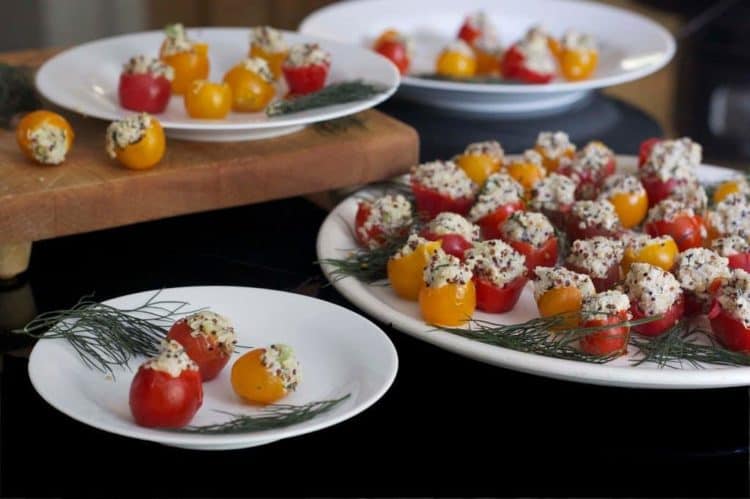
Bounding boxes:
[129,311,300,429]
[353,131,750,357]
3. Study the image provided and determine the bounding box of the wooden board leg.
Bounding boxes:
[0,242,32,280]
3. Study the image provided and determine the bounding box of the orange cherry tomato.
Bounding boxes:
[223,63,275,112]
[474,47,500,76]
[249,44,288,80]
[419,282,476,326]
[534,145,574,173]
[620,237,679,275]
[16,110,74,165]
[455,152,501,185]
[608,191,649,229]
[537,286,583,329]
[231,348,287,404]
[109,116,166,170]
[548,37,563,60]
[387,240,441,300]
[436,48,477,78]
[184,80,232,119]
[713,180,744,204]
[560,48,598,81]
[507,160,546,192]
[161,42,210,95]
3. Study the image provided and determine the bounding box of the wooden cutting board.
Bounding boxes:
[0,48,419,279]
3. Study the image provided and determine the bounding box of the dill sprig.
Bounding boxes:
[177,394,350,434]
[14,292,200,377]
[319,231,409,283]
[266,80,388,116]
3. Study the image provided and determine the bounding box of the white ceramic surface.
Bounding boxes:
[316,157,750,389]
[36,28,399,141]
[28,286,398,450]
[300,0,675,115]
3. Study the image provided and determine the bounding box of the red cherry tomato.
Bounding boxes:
[374,39,410,74]
[709,302,750,352]
[579,311,630,356]
[640,174,678,207]
[411,180,474,220]
[639,138,661,167]
[474,274,528,313]
[684,278,723,316]
[506,237,558,273]
[118,73,172,113]
[630,294,684,337]
[644,215,704,252]
[354,202,386,248]
[282,63,329,96]
[502,45,554,84]
[558,157,616,200]
[540,205,573,231]
[129,365,203,428]
[420,230,473,260]
[566,260,620,294]
[166,320,231,381]
[728,252,750,272]
[475,201,525,239]
[566,215,621,243]
[458,21,481,46]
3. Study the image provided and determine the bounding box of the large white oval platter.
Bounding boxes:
[36,28,399,141]
[316,157,750,389]
[28,286,398,450]
[300,0,675,115]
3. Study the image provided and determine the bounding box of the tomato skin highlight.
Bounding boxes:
[506,237,558,274]
[282,63,329,96]
[709,302,750,352]
[502,45,554,84]
[129,366,203,428]
[630,295,685,337]
[475,201,525,240]
[411,180,474,220]
[118,73,172,113]
[420,230,473,260]
[166,320,231,381]
[640,174,677,208]
[579,312,630,356]
[474,275,527,313]
[645,216,704,252]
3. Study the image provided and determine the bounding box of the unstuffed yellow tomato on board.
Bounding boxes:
[387,235,441,301]
[249,26,288,79]
[16,110,74,165]
[223,58,276,112]
[231,344,300,405]
[435,40,477,79]
[184,80,232,119]
[105,113,166,170]
[159,23,210,95]
[419,249,475,326]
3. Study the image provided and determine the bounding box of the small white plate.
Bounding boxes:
[28,286,398,450]
[316,157,750,389]
[36,28,399,141]
[300,0,675,115]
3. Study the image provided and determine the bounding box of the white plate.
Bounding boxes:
[28,286,398,450]
[300,0,675,115]
[36,28,399,141]
[316,157,750,389]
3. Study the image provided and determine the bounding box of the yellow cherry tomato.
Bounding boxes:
[223,64,276,112]
[16,110,74,165]
[713,180,743,204]
[548,37,563,60]
[534,146,575,173]
[387,240,441,301]
[560,48,598,81]
[621,237,679,275]
[537,287,584,329]
[249,44,288,80]
[474,47,500,76]
[161,42,210,95]
[419,282,476,326]
[608,191,648,229]
[184,80,232,119]
[507,160,546,192]
[455,153,502,185]
[231,348,287,404]
[110,117,166,170]
[436,49,476,78]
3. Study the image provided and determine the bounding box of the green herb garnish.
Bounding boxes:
[267,80,387,116]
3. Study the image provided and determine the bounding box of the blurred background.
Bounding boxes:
[0,0,746,162]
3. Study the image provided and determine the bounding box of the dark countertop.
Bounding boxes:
[1,93,747,497]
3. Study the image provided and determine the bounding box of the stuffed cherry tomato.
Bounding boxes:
[706,193,750,243]
[373,29,411,74]
[468,173,525,239]
[16,110,74,165]
[532,266,596,328]
[644,199,705,251]
[624,262,684,337]
[105,113,166,170]
[674,247,730,315]
[502,28,556,84]
[465,240,528,313]
[387,235,442,300]
[436,40,477,78]
[534,131,576,173]
[638,137,661,167]
[454,140,504,185]
[249,26,288,79]
[166,311,237,381]
[713,178,750,205]
[709,269,750,352]
[118,55,173,113]
[231,344,300,404]
[282,43,331,95]
[410,160,477,219]
[566,200,622,242]
[500,211,557,273]
[507,150,546,192]
[129,340,203,428]
[597,174,648,229]
[559,31,598,81]
[159,23,209,95]
[620,234,679,274]
[457,11,494,46]
[355,194,413,249]
[184,80,232,119]
[420,212,479,260]
[419,250,476,326]
[223,58,276,112]
[638,137,701,207]
[557,141,615,200]
[566,236,624,293]
[579,291,631,356]
[713,236,750,272]
[527,172,577,229]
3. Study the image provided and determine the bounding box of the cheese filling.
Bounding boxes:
[563,141,613,180]
[716,269,750,327]
[463,140,504,162]
[675,247,730,295]
[707,193,750,239]
[444,39,474,56]
[532,266,595,300]
[562,30,597,51]
[517,27,556,74]
[645,198,694,224]
[144,339,199,377]
[712,235,750,257]
[625,234,674,254]
[286,43,331,67]
[358,194,413,247]
[425,212,480,241]
[571,200,620,231]
[642,137,701,182]
[394,234,430,259]
[123,55,174,80]
[261,344,300,392]
[240,57,275,82]
[464,240,526,287]
[528,173,577,211]
[501,211,555,248]
[468,173,523,221]
[411,160,477,199]
[536,131,574,159]
[599,174,646,199]
[250,26,288,53]
[520,149,544,166]
[184,311,237,354]
[106,113,151,159]
[423,249,473,288]
[566,236,624,278]
[624,262,681,315]
[27,123,68,165]
[582,290,631,322]
[161,23,194,56]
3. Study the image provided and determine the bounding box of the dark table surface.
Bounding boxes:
[1,94,748,497]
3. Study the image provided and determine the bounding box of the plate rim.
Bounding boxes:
[27,285,399,447]
[316,156,750,389]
